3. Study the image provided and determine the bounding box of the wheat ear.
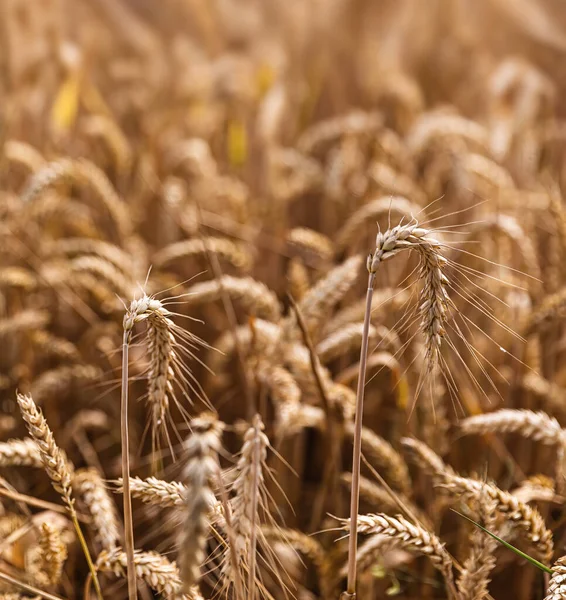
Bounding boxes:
[114,476,186,507]
[460,409,565,445]
[402,437,554,564]
[545,556,566,600]
[456,493,498,600]
[73,468,120,551]
[0,439,42,468]
[341,513,456,598]
[38,522,68,586]
[179,413,224,591]
[15,393,103,600]
[123,294,180,452]
[96,547,204,600]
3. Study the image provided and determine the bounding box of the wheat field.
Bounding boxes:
[3,1,566,599]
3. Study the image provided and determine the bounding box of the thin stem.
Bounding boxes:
[0,569,67,600]
[345,271,375,597]
[288,294,338,532]
[121,334,137,600]
[215,463,245,600]
[195,201,256,419]
[70,510,104,600]
[0,486,88,520]
[247,420,260,600]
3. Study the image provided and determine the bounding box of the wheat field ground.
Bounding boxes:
[3,1,566,599]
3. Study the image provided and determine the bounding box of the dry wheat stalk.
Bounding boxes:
[341,513,456,597]
[38,522,67,586]
[323,287,409,337]
[69,256,134,298]
[82,114,132,177]
[4,140,45,173]
[73,468,120,551]
[256,364,301,437]
[184,276,281,321]
[369,161,427,204]
[340,533,398,580]
[512,475,559,504]
[408,112,490,156]
[0,439,42,468]
[340,473,430,528]
[179,413,224,591]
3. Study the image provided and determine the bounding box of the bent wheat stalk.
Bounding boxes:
[345,218,451,597]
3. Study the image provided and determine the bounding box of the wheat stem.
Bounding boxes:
[120,333,137,600]
[345,269,376,597]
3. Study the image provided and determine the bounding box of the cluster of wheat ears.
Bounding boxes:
[5,1,566,599]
